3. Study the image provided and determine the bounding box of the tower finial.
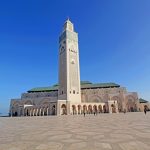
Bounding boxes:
[67,16,70,21]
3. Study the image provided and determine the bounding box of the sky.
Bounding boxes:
[0,0,150,115]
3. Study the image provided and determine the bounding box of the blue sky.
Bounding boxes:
[0,0,150,115]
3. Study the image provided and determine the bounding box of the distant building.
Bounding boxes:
[139,98,150,112]
[10,19,139,116]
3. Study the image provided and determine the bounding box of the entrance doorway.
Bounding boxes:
[111,104,116,113]
[61,104,67,115]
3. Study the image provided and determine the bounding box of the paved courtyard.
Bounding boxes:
[0,112,150,150]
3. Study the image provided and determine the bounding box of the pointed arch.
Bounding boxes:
[126,95,137,112]
[83,105,87,113]
[24,100,32,105]
[88,105,93,114]
[61,104,67,115]
[89,95,103,103]
[98,105,102,113]
[111,96,122,112]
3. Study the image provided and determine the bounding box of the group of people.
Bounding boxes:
[83,107,148,116]
[83,111,98,117]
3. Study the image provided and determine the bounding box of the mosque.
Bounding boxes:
[9,19,140,116]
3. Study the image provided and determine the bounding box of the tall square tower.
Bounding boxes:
[58,19,81,105]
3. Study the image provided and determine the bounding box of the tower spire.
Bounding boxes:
[63,18,74,32]
[67,16,70,21]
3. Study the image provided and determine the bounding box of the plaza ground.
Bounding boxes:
[0,112,150,150]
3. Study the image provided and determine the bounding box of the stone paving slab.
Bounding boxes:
[0,112,150,150]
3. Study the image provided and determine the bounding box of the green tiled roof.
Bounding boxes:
[80,81,92,85]
[28,81,120,93]
[139,98,148,103]
[28,86,58,92]
[81,82,120,89]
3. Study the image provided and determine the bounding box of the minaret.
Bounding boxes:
[58,19,81,104]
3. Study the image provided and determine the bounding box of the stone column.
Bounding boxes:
[115,101,119,113]
[32,109,34,116]
[39,109,41,116]
[57,101,60,115]
[47,108,49,116]
[67,101,70,115]
[43,109,45,116]
[122,93,127,111]
[30,110,32,116]
[36,109,38,116]
[108,101,112,113]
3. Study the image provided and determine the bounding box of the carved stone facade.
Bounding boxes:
[10,85,139,116]
[9,19,140,117]
[81,87,139,113]
[10,92,58,117]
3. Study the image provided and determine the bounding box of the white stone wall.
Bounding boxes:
[10,86,139,116]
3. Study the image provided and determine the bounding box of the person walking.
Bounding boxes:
[123,109,126,114]
[84,112,85,117]
[144,107,147,115]
[96,110,98,115]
